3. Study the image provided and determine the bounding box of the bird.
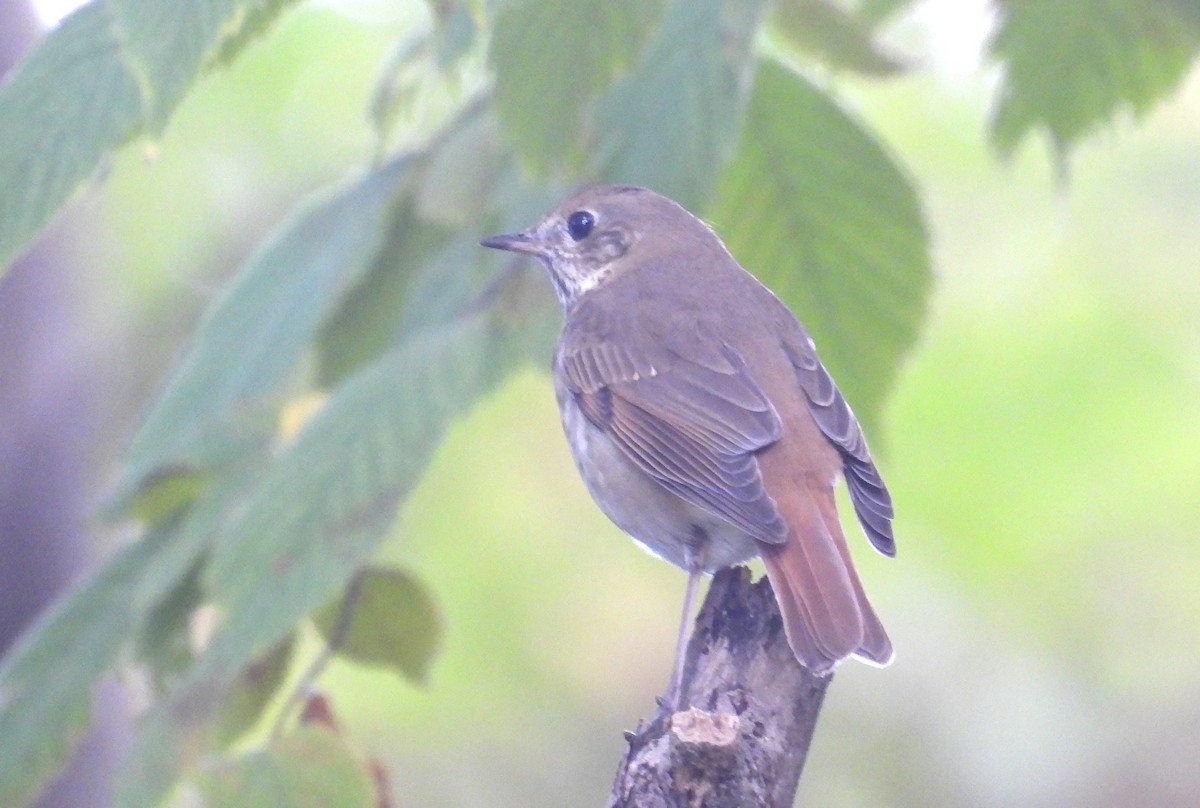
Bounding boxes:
[481,185,894,705]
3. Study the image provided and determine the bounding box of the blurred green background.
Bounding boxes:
[12,0,1200,805]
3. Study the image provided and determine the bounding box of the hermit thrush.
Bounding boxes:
[482,186,894,703]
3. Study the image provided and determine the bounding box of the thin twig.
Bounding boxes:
[270,569,368,741]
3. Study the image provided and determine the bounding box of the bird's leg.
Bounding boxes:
[666,542,707,711]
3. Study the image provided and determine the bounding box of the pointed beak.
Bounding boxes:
[480,230,545,256]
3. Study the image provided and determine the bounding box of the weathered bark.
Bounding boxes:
[608,567,831,808]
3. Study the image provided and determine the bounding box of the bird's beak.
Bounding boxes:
[480,230,545,256]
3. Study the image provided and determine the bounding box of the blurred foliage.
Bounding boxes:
[0,0,302,272]
[591,0,766,210]
[0,0,1197,806]
[189,725,377,808]
[313,567,442,684]
[710,58,929,436]
[770,0,907,76]
[990,0,1200,159]
[490,0,663,175]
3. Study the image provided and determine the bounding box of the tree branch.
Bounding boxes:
[608,567,832,808]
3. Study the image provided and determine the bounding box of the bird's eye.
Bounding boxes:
[566,210,595,241]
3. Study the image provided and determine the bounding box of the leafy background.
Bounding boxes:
[0,0,1198,806]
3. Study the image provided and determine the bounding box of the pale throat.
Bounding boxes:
[547,257,614,307]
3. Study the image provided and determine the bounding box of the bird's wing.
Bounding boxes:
[559,333,788,545]
[781,336,895,556]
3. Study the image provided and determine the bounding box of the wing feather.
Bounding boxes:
[783,338,896,556]
[562,337,787,545]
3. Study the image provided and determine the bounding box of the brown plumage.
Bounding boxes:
[482,185,894,695]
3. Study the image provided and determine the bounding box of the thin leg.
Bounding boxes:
[666,545,706,711]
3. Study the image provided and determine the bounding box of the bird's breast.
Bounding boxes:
[552,372,759,571]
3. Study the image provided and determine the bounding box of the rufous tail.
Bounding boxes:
[760,484,892,673]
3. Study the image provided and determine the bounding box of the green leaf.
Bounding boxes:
[989,0,1200,157]
[314,568,442,684]
[320,136,552,388]
[433,2,479,70]
[133,554,205,692]
[113,295,531,807]
[210,0,304,69]
[117,157,415,507]
[368,9,486,154]
[592,0,769,212]
[0,0,303,278]
[1167,0,1200,28]
[858,0,915,27]
[107,0,296,131]
[416,108,505,227]
[204,311,513,663]
[323,104,513,386]
[368,32,433,150]
[0,1,143,277]
[315,200,454,387]
[490,0,662,175]
[709,59,931,436]
[211,635,297,747]
[128,468,208,524]
[318,233,497,390]
[193,726,376,808]
[0,523,172,808]
[0,474,239,808]
[770,0,907,76]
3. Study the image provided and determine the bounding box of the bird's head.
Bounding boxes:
[481,185,719,308]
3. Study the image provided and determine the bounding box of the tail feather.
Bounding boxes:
[814,489,894,667]
[761,484,892,672]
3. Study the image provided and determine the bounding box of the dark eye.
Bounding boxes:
[566,210,595,241]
